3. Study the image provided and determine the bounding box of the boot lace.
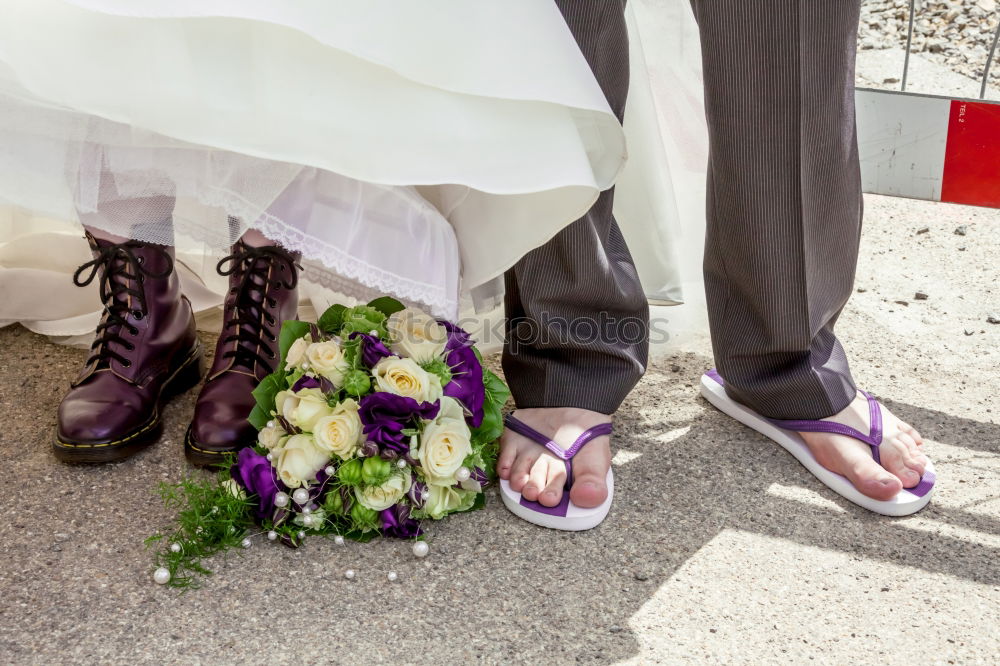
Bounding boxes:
[216,244,299,375]
[73,241,173,369]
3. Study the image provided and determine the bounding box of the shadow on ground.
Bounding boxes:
[0,325,997,663]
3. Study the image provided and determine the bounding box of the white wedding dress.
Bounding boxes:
[0,0,708,341]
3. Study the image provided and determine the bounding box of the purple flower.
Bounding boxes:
[471,467,490,488]
[231,448,283,521]
[291,375,321,392]
[380,503,422,539]
[407,478,428,508]
[358,393,439,453]
[349,332,392,368]
[438,320,485,428]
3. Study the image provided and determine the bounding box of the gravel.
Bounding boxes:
[859,0,1000,84]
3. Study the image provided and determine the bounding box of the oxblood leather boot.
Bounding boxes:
[55,234,204,463]
[185,240,300,466]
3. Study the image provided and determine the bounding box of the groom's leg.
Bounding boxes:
[499,0,648,512]
[502,0,647,415]
[691,0,862,420]
[692,1,930,499]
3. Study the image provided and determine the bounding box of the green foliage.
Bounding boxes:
[361,457,392,485]
[366,296,405,318]
[350,503,379,531]
[421,358,453,387]
[339,305,388,340]
[145,466,253,589]
[337,458,363,486]
[471,368,510,446]
[342,369,371,397]
[248,371,284,430]
[317,303,347,334]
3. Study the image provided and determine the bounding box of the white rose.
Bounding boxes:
[313,399,364,460]
[418,397,472,486]
[423,484,473,520]
[354,472,412,512]
[387,308,448,363]
[257,424,287,451]
[285,336,310,370]
[275,388,333,432]
[294,507,327,531]
[273,434,329,489]
[305,340,350,386]
[372,356,442,403]
[221,478,247,500]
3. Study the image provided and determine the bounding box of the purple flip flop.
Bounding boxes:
[701,370,935,516]
[498,414,614,531]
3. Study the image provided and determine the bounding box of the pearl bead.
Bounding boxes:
[302,515,314,527]
[241,538,251,549]
[153,568,171,585]
[301,362,310,370]
[412,541,429,558]
[297,531,305,540]
[274,492,290,508]
[266,453,273,461]
[211,506,219,514]
[169,543,181,554]
[455,466,471,482]
[334,535,345,546]
[266,420,275,429]
[344,569,355,580]
[396,459,407,469]
[302,506,312,515]
[369,330,378,336]
[267,531,277,541]
[292,488,310,505]
[387,571,398,582]
[324,465,335,476]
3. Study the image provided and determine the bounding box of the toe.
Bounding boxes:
[497,433,519,480]
[508,446,540,494]
[847,454,904,501]
[880,441,922,489]
[900,421,925,447]
[521,456,550,502]
[896,432,927,478]
[567,437,611,509]
[538,462,567,508]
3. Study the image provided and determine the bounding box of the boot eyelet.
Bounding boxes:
[268,351,276,359]
[124,343,135,351]
[122,360,132,368]
[137,256,145,264]
[129,327,139,336]
[132,311,144,321]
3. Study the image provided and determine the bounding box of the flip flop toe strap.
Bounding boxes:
[504,415,613,488]
[769,391,884,464]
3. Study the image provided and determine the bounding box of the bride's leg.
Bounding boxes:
[56,177,202,463]
[185,184,303,466]
[497,1,647,514]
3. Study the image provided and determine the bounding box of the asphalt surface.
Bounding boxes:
[1,192,998,664]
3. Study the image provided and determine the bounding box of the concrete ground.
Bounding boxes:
[0,192,997,665]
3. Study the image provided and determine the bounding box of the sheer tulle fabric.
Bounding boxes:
[0,0,703,338]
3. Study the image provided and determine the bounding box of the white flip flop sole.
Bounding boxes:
[700,371,935,517]
[499,469,614,531]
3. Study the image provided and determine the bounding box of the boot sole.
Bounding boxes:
[183,426,241,468]
[53,343,205,464]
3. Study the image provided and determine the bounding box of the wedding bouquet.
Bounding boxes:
[148,297,509,587]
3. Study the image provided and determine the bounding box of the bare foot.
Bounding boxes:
[798,392,929,501]
[496,407,612,508]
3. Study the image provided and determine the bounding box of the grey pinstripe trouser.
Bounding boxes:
[504,0,862,420]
